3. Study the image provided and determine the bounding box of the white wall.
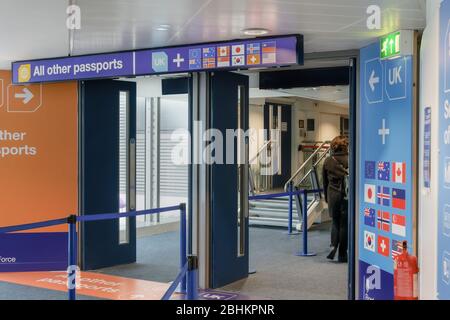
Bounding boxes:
[291,98,349,172]
[418,0,441,300]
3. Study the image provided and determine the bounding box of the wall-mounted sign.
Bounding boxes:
[12,35,303,84]
[438,0,450,300]
[358,32,416,300]
[380,31,401,60]
[0,70,78,272]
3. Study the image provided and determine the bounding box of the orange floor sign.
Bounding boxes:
[0,271,174,300]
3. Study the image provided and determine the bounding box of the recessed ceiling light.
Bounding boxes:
[155,24,171,31]
[242,28,270,36]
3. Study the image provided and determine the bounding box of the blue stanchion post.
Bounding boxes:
[296,190,316,257]
[67,215,77,300]
[179,203,187,294]
[284,182,300,235]
[187,255,198,300]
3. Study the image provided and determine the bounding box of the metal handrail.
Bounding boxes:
[284,141,330,190]
[249,140,272,165]
[297,145,331,186]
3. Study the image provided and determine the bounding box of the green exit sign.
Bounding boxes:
[380,31,401,59]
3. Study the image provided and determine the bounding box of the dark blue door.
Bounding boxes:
[264,103,292,189]
[210,72,249,288]
[80,79,136,270]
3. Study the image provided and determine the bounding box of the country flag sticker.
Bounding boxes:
[247,54,260,65]
[392,162,406,184]
[365,184,376,204]
[392,214,406,237]
[218,46,230,57]
[364,208,376,227]
[364,231,376,252]
[392,188,406,210]
[232,55,245,66]
[377,235,390,257]
[232,44,245,56]
[377,210,391,233]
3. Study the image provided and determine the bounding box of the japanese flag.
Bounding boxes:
[232,44,245,56]
[365,184,376,204]
[392,162,406,184]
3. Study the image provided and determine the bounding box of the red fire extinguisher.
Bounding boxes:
[394,241,419,300]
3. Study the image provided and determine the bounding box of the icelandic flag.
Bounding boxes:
[364,184,376,204]
[392,162,406,184]
[377,161,390,181]
[377,186,391,207]
[392,239,403,259]
[377,210,390,232]
[392,188,406,210]
[365,161,376,180]
[392,214,406,237]
[364,208,376,227]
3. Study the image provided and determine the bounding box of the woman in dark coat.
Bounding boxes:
[322,136,349,263]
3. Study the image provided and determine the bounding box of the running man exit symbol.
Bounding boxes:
[378,119,390,145]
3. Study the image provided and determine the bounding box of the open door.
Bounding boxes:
[80,79,137,270]
[210,72,249,288]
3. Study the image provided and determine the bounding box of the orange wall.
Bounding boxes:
[0,70,78,232]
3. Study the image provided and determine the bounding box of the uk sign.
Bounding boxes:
[359,33,415,300]
[385,58,407,100]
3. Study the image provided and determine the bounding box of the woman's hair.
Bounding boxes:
[330,136,349,153]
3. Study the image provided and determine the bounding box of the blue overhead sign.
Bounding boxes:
[358,32,415,300]
[438,0,450,300]
[12,35,303,84]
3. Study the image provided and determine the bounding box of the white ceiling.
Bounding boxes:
[0,0,426,69]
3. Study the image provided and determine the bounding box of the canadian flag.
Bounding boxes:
[365,184,376,204]
[392,162,406,184]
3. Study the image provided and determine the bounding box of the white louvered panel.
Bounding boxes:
[160,131,188,196]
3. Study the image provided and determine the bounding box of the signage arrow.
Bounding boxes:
[14,87,34,104]
[369,70,380,92]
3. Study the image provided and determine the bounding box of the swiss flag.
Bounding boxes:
[377,235,390,257]
[392,162,406,184]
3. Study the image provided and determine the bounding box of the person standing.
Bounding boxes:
[322,136,349,263]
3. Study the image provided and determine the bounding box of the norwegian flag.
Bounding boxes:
[377,210,390,232]
[392,162,406,184]
[392,239,403,259]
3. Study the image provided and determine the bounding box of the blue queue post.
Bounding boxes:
[187,255,198,300]
[67,215,77,300]
[179,203,187,294]
[296,190,316,257]
[285,182,300,235]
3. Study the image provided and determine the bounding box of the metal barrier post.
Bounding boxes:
[296,190,316,257]
[187,255,198,300]
[179,203,187,293]
[67,215,77,300]
[285,182,300,235]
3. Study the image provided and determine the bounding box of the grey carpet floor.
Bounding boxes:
[0,222,347,300]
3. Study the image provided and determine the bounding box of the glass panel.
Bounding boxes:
[119,91,130,244]
[237,85,246,257]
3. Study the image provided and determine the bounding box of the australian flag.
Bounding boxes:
[378,161,390,181]
[365,161,376,180]
[377,186,391,207]
[364,208,376,227]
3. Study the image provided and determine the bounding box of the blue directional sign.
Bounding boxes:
[359,37,415,300]
[438,0,450,300]
[385,57,407,100]
[365,58,383,104]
